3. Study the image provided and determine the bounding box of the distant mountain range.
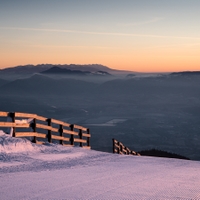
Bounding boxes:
[1,64,200,81]
[41,66,111,76]
[1,68,199,98]
[170,71,200,76]
[0,64,134,76]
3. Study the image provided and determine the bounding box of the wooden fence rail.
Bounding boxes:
[0,111,90,149]
[112,138,140,156]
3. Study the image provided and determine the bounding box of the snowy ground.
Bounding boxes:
[1,130,200,200]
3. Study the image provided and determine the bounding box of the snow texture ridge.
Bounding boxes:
[1,130,200,199]
[0,130,39,154]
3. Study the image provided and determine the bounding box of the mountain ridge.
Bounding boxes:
[0,64,134,75]
[41,66,112,76]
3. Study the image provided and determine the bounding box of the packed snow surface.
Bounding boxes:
[1,130,200,200]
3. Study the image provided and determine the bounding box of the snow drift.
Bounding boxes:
[0,130,39,153]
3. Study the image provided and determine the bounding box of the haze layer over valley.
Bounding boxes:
[0,65,200,160]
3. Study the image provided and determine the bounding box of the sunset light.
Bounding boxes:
[0,0,200,72]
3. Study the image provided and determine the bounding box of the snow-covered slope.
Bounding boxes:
[1,130,200,200]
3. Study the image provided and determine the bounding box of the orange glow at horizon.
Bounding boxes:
[1,58,200,73]
[1,1,200,73]
[1,43,199,73]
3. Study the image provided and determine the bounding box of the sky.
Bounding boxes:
[0,0,200,72]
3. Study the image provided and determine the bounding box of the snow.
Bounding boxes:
[0,131,39,153]
[1,130,200,199]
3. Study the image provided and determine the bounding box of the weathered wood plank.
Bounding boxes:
[62,137,70,142]
[131,151,137,155]
[0,111,9,117]
[62,122,71,127]
[15,132,36,137]
[15,132,47,138]
[63,129,79,136]
[74,138,87,143]
[0,122,14,127]
[119,142,123,146]
[73,124,87,131]
[36,123,51,130]
[35,132,47,138]
[82,133,91,138]
[51,118,64,125]
[36,123,58,132]
[51,126,59,132]
[15,112,37,118]
[114,144,120,149]
[35,115,48,122]
[51,135,70,142]
[113,139,118,144]
[0,122,30,128]
[51,119,71,127]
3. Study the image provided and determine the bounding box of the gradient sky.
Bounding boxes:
[0,0,200,72]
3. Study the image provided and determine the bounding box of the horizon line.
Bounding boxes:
[0,63,199,74]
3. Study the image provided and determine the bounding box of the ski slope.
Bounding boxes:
[0,130,200,200]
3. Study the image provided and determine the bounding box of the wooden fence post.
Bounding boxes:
[70,124,74,146]
[125,147,128,155]
[117,141,120,154]
[87,128,90,147]
[79,129,83,147]
[32,118,37,143]
[126,147,130,155]
[10,112,16,137]
[47,118,52,143]
[112,138,115,153]
[120,142,123,154]
[59,124,63,145]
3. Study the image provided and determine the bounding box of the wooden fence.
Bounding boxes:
[0,111,90,149]
[112,138,140,156]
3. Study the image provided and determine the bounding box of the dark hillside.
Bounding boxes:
[0,74,97,96]
[0,78,9,87]
[1,72,200,160]
[139,149,190,160]
[41,67,88,75]
[170,71,200,76]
